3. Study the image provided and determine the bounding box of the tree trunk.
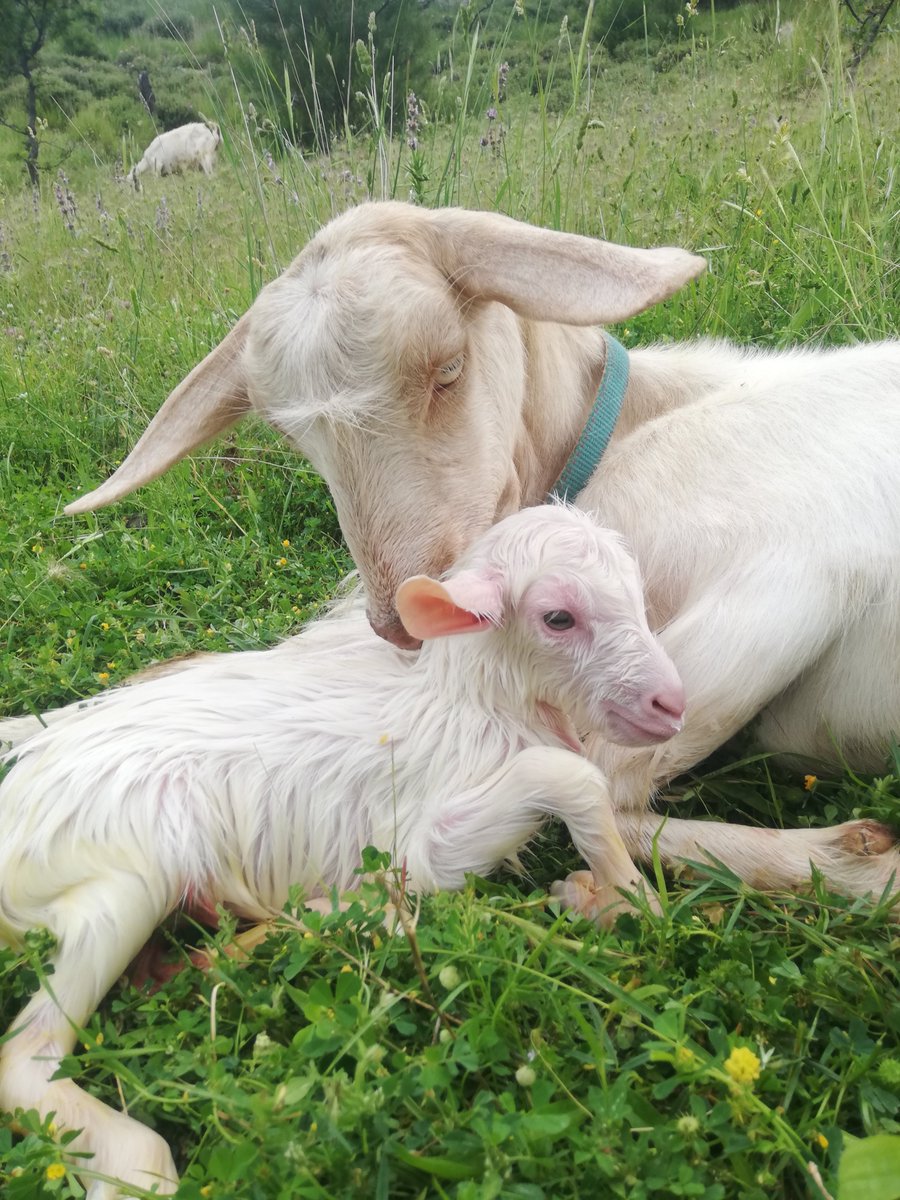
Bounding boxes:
[845,0,897,70]
[23,65,38,187]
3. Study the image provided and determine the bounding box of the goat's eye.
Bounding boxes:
[543,610,575,631]
[435,354,464,386]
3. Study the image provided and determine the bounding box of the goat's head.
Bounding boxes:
[397,504,685,746]
[65,202,705,647]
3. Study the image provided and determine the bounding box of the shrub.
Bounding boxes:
[155,99,199,129]
[142,14,196,42]
[99,6,146,38]
[593,0,683,50]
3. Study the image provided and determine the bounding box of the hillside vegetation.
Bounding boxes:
[1,1,899,1197]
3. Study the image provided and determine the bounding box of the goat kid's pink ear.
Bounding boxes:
[396,570,504,641]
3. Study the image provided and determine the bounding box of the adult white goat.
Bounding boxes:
[0,503,683,1199]
[128,121,221,188]
[64,201,900,902]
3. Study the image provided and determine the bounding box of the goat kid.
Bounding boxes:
[63,202,900,904]
[128,121,221,189]
[0,504,683,1198]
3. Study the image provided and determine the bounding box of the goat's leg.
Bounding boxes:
[184,896,357,974]
[588,567,898,901]
[0,870,178,1198]
[409,746,655,927]
[615,810,900,907]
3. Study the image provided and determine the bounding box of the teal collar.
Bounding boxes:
[547,332,629,503]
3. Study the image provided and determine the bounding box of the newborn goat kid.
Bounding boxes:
[0,505,683,1198]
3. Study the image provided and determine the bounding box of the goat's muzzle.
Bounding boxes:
[369,611,422,651]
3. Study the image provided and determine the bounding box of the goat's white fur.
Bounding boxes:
[128,121,221,188]
[62,200,900,899]
[0,504,682,1198]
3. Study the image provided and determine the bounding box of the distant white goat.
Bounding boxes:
[127,121,221,188]
[64,202,900,904]
[0,504,683,1198]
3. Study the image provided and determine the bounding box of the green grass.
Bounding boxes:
[1,1,899,1196]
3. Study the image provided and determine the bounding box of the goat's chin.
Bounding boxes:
[599,709,680,748]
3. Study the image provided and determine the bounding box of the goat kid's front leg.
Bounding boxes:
[0,870,177,1199]
[409,746,656,927]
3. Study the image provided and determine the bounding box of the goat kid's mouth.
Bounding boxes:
[601,702,684,748]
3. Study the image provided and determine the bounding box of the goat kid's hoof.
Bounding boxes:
[833,819,896,858]
[551,870,660,928]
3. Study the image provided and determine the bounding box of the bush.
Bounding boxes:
[155,99,199,129]
[593,0,683,50]
[37,54,133,116]
[99,5,147,38]
[73,97,147,156]
[142,14,196,42]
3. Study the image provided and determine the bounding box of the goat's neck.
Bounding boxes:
[514,322,716,502]
[416,636,541,732]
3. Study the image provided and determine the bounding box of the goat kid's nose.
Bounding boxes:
[368,611,422,651]
[642,682,686,724]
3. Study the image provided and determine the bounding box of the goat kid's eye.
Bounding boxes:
[435,355,464,386]
[542,610,575,631]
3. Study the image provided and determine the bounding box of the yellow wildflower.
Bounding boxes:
[724,1046,761,1085]
[277,557,288,567]
[282,539,291,547]
[100,622,110,631]
[32,544,43,554]
[340,964,353,974]
[106,661,117,670]
[79,562,87,569]
[803,774,817,790]
[815,1132,829,1149]
[97,672,110,683]
[45,1163,67,1181]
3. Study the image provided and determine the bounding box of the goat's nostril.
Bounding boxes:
[648,684,686,721]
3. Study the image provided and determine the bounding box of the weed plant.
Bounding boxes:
[0,2,899,1195]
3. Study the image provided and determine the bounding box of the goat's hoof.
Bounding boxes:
[551,870,659,928]
[835,819,896,857]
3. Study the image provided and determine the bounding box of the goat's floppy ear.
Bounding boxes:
[425,207,706,325]
[65,313,252,514]
[396,570,504,641]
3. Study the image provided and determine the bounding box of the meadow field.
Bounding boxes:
[1,1,899,1195]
